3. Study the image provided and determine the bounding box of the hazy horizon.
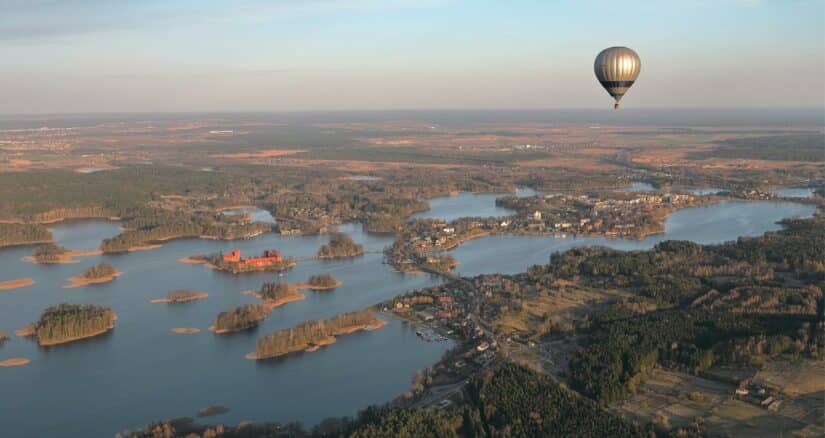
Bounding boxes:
[1,0,823,113]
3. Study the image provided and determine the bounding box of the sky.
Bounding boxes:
[0,0,823,113]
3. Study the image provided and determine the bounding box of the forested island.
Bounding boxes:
[30,304,116,346]
[210,304,269,334]
[65,262,121,288]
[256,282,305,309]
[248,310,385,360]
[306,273,341,290]
[150,290,208,304]
[316,232,364,259]
[31,244,69,263]
[0,223,53,248]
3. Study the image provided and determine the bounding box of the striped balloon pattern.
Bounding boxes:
[594,47,641,109]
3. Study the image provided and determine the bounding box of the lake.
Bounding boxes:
[0,196,816,437]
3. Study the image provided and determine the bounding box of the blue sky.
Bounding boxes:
[0,0,822,113]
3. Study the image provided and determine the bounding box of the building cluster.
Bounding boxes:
[222,248,283,266]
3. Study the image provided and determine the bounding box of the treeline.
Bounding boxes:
[118,363,642,438]
[0,166,240,221]
[570,310,810,404]
[32,244,69,262]
[101,208,272,252]
[0,223,53,248]
[255,310,377,359]
[689,133,825,162]
[212,304,269,333]
[34,304,116,346]
[83,262,117,279]
[316,232,364,258]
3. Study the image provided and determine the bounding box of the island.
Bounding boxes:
[0,330,6,344]
[209,304,269,334]
[196,405,230,418]
[0,278,35,291]
[246,310,386,360]
[150,290,208,304]
[64,262,122,288]
[185,249,296,274]
[316,232,364,259]
[255,282,305,309]
[304,273,341,291]
[170,327,200,334]
[26,244,103,264]
[0,358,30,368]
[29,304,116,346]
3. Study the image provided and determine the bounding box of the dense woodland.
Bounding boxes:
[83,262,117,279]
[255,310,378,359]
[307,274,338,288]
[101,208,272,252]
[521,215,825,404]
[31,243,69,262]
[258,282,296,301]
[212,305,269,333]
[34,304,116,345]
[316,232,364,258]
[0,223,52,248]
[690,133,825,162]
[119,363,642,437]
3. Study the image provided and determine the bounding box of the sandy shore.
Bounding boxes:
[63,271,123,288]
[127,244,163,252]
[150,292,208,304]
[0,358,30,368]
[262,292,305,310]
[0,278,35,291]
[171,327,201,334]
[15,324,35,337]
[178,256,208,265]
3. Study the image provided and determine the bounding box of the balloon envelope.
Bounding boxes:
[594,47,640,109]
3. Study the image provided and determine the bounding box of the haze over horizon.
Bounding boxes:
[1,0,823,114]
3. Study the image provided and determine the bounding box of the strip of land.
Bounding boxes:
[171,327,200,334]
[0,278,35,290]
[63,271,123,288]
[0,358,30,368]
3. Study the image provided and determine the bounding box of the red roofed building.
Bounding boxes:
[223,249,283,266]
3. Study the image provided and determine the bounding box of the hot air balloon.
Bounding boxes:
[594,47,640,109]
